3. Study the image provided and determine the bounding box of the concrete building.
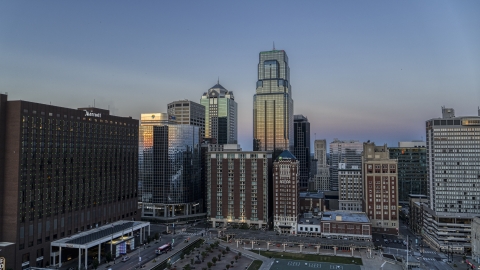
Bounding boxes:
[422,107,480,253]
[293,115,310,190]
[167,100,205,139]
[472,217,480,266]
[329,139,362,191]
[362,142,399,235]
[253,49,293,155]
[321,211,372,241]
[207,145,272,229]
[299,191,324,215]
[0,94,139,269]
[338,168,363,212]
[138,113,203,222]
[297,213,321,236]
[273,150,299,234]
[200,82,237,144]
[388,141,427,203]
[408,195,428,235]
[313,139,330,191]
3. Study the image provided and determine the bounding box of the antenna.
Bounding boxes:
[218,77,219,84]
[94,99,95,108]
[273,42,275,50]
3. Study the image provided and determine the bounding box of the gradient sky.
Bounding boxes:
[1,1,479,150]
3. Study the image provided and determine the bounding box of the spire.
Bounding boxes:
[218,77,219,84]
[273,41,275,50]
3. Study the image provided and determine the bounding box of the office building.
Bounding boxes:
[422,107,480,253]
[200,82,237,144]
[362,142,399,235]
[293,115,310,190]
[338,168,363,212]
[472,217,480,266]
[313,140,330,191]
[253,49,294,155]
[321,211,372,241]
[329,139,362,191]
[388,141,427,203]
[408,194,428,235]
[0,94,139,269]
[139,113,203,222]
[273,150,299,234]
[167,100,205,138]
[207,145,272,229]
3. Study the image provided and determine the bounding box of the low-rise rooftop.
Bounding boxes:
[321,211,370,223]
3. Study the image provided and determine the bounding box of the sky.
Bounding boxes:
[1,1,479,150]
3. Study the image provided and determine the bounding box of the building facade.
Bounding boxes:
[362,142,399,235]
[388,141,427,203]
[314,139,330,191]
[299,191,324,215]
[321,211,372,241]
[273,150,299,234]
[253,49,294,155]
[207,146,272,229]
[167,100,205,139]
[329,139,362,191]
[338,169,363,212]
[0,94,139,269]
[408,194,428,235]
[472,217,480,265]
[293,115,310,190]
[200,82,237,144]
[139,113,203,222]
[422,107,480,252]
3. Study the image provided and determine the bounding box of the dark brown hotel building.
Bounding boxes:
[0,94,139,270]
[207,145,272,229]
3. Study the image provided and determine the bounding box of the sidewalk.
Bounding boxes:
[220,241,274,270]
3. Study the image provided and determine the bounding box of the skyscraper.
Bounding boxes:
[313,139,330,191]
[138,113,203,222]
[293,115,310,189]
[167,100,205,139]
[422,107,480,252]
[253,49,293,155]
[200,82,237,144]
[388,141,427,203]
[329,139,363,191]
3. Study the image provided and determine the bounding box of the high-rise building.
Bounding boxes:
[167,100,205,138]
[388,141,427,203]
[200,82,237,144]
[338,168,363,212]
[207,145,272,229]
[362,142,399,235]
[422,107,480,252]
[329,139,362,191]
[139,113,203,222]
[253,49,294,155]
[273,150,299,234]
[293,115,310,190]
[0,94,139,269]
[314,139,330,191]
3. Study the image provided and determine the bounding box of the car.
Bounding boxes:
[122,256,130,262]
[393,240,397,243]
[376,239,380,242]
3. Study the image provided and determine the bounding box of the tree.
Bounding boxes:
[106,252,112,264]
[167,263,172,269]
[226,247,230,252]
[210,243,215,249]
[238,252,242,257]
[183,264,191,270]
[218,254,222,261]
[212,257,217,264]
[235,255,239,261]
[226,265,230,270]
[92,260,99,270]
[231,261,234,265]
[207,262,213,269]
[222,250,226,255]
[180,254,185,260]
[155,232,160,240]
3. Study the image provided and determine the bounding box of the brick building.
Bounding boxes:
[321,211,372,240]
[362,142,399,235]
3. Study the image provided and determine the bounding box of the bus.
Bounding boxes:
[155,243,172,255]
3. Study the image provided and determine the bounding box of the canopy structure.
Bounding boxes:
[50,220,150,269]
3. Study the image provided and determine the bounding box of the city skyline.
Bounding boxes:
[1,1,479,150]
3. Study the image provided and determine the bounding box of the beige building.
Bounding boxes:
[313,139,330,190]
[273,150,299,234]
[362,142,399,235]
[338,168,363,212]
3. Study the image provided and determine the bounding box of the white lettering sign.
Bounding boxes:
[84,110,102,118]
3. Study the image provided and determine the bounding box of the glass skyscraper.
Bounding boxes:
[293,114,311,189]
[253,49,294,155]
[200,82,237,144]
[139,113,203,221]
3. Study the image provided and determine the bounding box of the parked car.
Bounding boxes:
[122,256,130,262]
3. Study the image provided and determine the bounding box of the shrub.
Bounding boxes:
[226,247,230,252]
[207,262,212,269]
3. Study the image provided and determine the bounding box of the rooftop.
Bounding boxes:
[299,191,325,199]
[276,150,297,161]
[321,211,370,223]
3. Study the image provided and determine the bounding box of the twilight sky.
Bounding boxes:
[1,1,479,150]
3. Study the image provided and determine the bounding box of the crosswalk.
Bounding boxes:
[422,251,437,254]
[421,257,438,261]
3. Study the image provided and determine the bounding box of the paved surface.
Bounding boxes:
[269,259,361,270]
